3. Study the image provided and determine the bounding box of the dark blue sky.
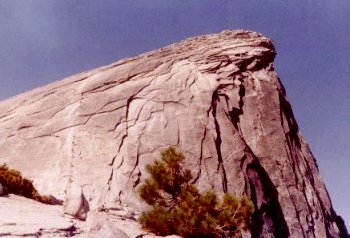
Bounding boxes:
[0,0,349,227]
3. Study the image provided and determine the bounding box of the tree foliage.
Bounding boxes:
[138,147,254,238]
[0,163,52,204]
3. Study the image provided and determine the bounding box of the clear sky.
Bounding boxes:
[0,0,349,227]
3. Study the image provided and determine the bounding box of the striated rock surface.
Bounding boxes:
[0,30,347,237]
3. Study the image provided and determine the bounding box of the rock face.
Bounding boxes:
[0,30,347,237]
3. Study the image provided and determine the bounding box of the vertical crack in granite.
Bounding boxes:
[230,100,290,236]
[211,91,228,193]
[212,76,290,237]
[246,158,290,238]
[117,97,132,152]
[106,83,150,193]
[243,142,290,236]
[228,82,245,132]
[193,126,207,184]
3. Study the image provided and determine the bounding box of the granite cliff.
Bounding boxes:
[0,30,347,237]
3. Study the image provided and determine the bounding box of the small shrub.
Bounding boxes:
[0,163,52,204]
[138,147,254,238]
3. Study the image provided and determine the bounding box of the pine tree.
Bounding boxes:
[138,147,254,238]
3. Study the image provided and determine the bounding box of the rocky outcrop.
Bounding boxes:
[0,195,172,238]
[0,30,346,237]
[0,195,84,237]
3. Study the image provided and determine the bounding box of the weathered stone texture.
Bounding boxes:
[0,195,84,237]
[0,30,346,237]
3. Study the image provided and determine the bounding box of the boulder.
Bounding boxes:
[63,182,90,221]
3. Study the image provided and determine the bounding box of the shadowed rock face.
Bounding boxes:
[0,30,346,237]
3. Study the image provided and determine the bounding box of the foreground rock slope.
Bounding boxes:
[0,195,84,237]
[0,30,347,237]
